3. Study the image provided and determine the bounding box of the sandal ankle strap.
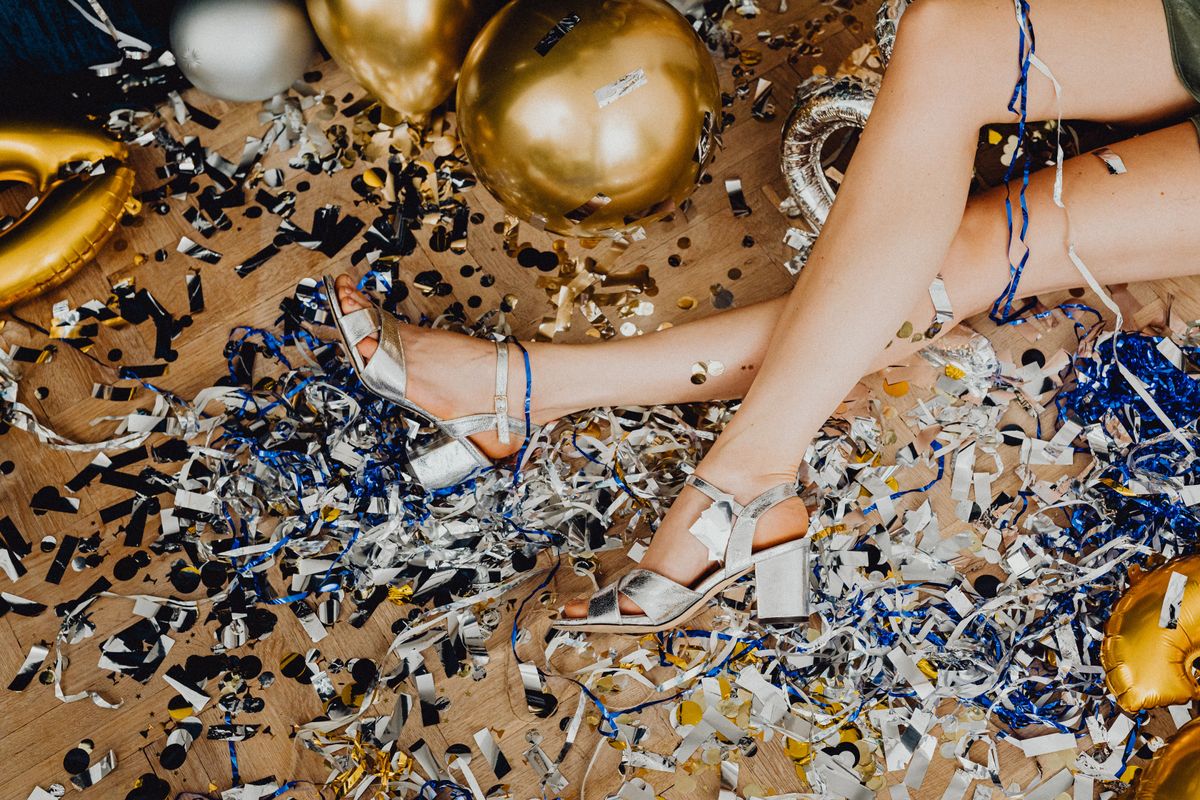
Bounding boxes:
[683,474,799,572]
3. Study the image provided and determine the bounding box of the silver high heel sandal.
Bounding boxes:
[323,275,536,490]
[552,474,811,633]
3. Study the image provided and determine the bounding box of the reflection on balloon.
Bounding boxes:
[306,0,493,117]
[1135,718,1200,798]
[170,0,317,102]
[0,123,140,309]
[457,0,721,238]
[1102,554,1200,712]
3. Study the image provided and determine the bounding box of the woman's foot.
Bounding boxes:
[561,450,810,620]
[330,273,562,460]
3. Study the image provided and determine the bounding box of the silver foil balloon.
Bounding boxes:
[170,0,316,102]
[780,76,876,238]
[874,0,911,68]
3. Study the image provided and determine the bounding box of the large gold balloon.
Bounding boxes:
[1135,718,1200,798]
[305,0,493,117]
[1102,554,1200,712]
[0,123,140,309]
[457,0,721,238]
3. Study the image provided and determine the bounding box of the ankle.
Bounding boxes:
[693,446,799,504]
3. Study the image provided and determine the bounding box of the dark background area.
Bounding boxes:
[0,0,176,115]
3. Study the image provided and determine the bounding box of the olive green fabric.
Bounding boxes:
[1162,0,1200,136]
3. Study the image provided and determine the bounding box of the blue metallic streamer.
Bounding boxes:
[989,0,1038,324]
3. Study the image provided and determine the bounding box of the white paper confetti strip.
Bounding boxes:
[1159,570,1189,628]
[594,68,647,108]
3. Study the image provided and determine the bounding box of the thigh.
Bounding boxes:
[888,0,1199,127]
[945,121,1200,312]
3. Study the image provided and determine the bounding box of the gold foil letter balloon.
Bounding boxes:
[0,123,140,309]
[457,0,722,238]
[1102,554,1200,712]
[306,0,492,117]
[1135,718,1200,798]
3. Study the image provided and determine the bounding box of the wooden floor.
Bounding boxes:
[1,1,1197,798]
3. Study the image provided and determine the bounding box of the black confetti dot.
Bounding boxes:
[1021,348,1046,368]
[1000,423,1024,447]
[0,460,13,475]
[296,180,311,192]
[154,248,169,262]
[280,652,307,680]
[125,772,170,800]
[159,743,186,770]
[107,348,123,361]
[35,386,49,399]
[823,741,859,766]
[512,549,537,572]
[459,264,475,277]
[170,564,201,593]
[113,553,143,581]
[350,658,377,685]
[63,746,90,774]
[479,274,495,288]
[973,574,1002,598]
[200,561,227,589]
[245,206,263,219]
[741,235,755,247]
[40,536,55,552]
[728,267,743,280]
[469,212,485,224]
[467,295,482,309]
[238,655,263,680]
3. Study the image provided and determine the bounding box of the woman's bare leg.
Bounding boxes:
[561,0,1200,615]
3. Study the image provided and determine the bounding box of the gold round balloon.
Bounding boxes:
[1102,554,1200,712]
[0,123,140,309]
[305,0,494,117]
[457,0,721,238]
[1135,718,1200,798]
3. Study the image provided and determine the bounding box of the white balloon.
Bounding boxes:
[170,0,316,102]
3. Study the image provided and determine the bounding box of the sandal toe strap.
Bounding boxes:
[339,307,378,348]
[586,584,623,625]
[617,569,702,625]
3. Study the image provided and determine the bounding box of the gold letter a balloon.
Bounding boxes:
[305,0,494,117]
[0,123,140,309]
[457,0,721,238]
[1102,554,1200,712]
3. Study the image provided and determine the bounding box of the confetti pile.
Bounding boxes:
[2,3,1196,800]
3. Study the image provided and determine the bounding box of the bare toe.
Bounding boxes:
[332,274,378,361]
[334,274,372,313]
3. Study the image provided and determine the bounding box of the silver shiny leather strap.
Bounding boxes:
[685,474,745,515]
[494,341,510,445]
[339,307,377,348]
[440,413,529,439]
[360,312,408,400]
[725,483,799,572]
[586,584,622,625]
[619,569,702,625]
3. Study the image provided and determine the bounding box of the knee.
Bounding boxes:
[893,0,969,54]
[887,0,1000,123]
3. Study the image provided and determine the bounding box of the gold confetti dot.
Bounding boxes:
[883,380,909,397]
[896,321,913,339]
[678,700,703,726]
[677,296,697,310]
